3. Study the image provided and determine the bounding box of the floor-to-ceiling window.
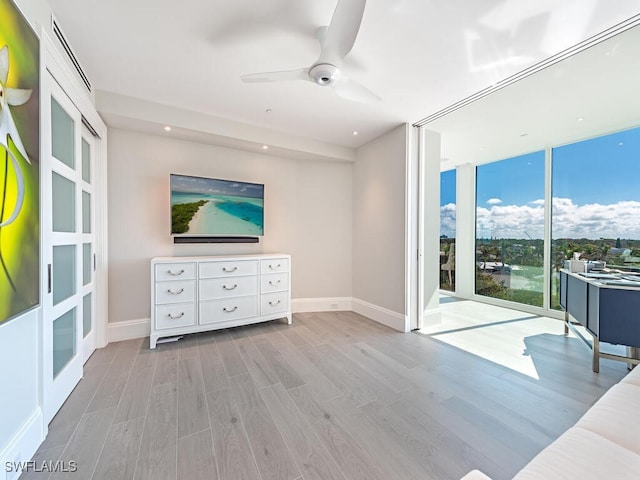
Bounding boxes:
[550,126,640,309]
[440,169,456,291]
[475,151,545,306]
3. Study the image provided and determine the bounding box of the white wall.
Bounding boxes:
[352,124,408,330]
[107,128,353,326]
[0,309,42,477]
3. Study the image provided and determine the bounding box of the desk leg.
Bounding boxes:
[627,347,639,370]
[592,338,600,373]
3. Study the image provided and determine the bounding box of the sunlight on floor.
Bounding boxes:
[419,297,567,379]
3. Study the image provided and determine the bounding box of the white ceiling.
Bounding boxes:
[48,0,640,163]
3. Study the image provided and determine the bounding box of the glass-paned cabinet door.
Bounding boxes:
[52,244,76,305]
[52,172,76,232]
[53,308,76,378]
[81,138,91,183]
[51,97,75,169]
[82,190,91,233]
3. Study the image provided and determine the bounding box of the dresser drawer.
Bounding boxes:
[199,296,258,324]
[155,263,196,281]
[199,275,258,301]
[260,291,289,315]
[260,272,288,293]
[260,258,289,275]
[155,280,196,305]
[199,260,258,278]
[155,303,196,330]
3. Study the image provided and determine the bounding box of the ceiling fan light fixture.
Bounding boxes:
[309,63,339,86]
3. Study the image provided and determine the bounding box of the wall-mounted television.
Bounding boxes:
[170,174,264,237]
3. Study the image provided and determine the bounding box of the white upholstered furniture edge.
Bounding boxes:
[462,365,640,479]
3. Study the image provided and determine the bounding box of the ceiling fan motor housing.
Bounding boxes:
[309,63,340,86]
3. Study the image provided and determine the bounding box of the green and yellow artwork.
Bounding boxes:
[0,0,40,324]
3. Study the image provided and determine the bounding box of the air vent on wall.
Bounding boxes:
[51,16,92,93]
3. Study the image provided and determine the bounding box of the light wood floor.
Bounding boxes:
[24,304,628,480]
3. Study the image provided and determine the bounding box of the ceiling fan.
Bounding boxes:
[241,0,380,103]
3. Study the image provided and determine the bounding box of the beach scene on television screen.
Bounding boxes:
[171,176,264,236]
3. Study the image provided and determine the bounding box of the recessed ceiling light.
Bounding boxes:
[164,126,172,132]
[262,145,269,150]
[353,131,358,136]
[479,147,485,151]
[577,117,584,122]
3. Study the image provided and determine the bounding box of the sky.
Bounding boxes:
[441,126,640,240]
[171,174,264,199]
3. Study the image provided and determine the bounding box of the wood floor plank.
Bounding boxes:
[113,365,154,424]
[324,395,431,480]
[333,341,413,393]
[177,429,219,480]
[38,362,111,451]
[253,338,305,389]
[277,343,342,403]
[233,336,279,388]
[49,406,116,480]
[278,328,308,347]
[302,343,398,407]
[229,375,301,480]
[207,388,261,480]
[177,357,210,438]
[214,331,250,378]
[197,338,230,393]
[135,382,178,480]
[92,417,145,480]
[19,445,64,480]
[260,384,347,480]
[287,385,388,480]
[152,343,179,387]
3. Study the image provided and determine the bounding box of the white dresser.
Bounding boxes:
[150,254,291,348]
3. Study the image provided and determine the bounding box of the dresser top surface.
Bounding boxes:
[152,253,290,263]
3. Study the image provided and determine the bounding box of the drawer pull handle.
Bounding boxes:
[167,269,185,276]
[167,288,184,295]
[269,280,281,286]
[167,312,184,319]
[223,266,238,272]
[269,264,281,270]
[269,300,281,306]
[223,284,238,291]
[223,306,238,313]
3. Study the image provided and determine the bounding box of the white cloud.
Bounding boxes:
[476,203,544,239]
[551,198,640,239]
[440,203,456,238]
[486,198,502,205]
[441,198,640,241]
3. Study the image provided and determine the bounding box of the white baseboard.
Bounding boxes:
[351,298,407,332]
[0,408,44,480]
[291,297,352,313]
[107,318,150,343]
[105,297,407,343]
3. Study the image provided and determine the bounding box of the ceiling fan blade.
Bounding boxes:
[241,68,309,83]
[332,75,380,103]
[320,0,366,64]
